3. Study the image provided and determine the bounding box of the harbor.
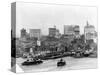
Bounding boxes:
[16,57,97,72]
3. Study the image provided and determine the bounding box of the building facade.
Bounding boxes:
[74,25,80,38]
[20,28,27,38]
[49,26,61,38]
[84,21,96,42]
[55,29,61,38]
[30,29,41,40]
[64,25,74,35]
[64,25,75,40]
[49,28,56,37]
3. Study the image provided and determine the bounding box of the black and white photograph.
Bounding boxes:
[11,2,98,73]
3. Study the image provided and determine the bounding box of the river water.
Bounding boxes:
[16,57,97,73]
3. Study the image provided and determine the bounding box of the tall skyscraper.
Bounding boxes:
[29,29,41,40]
[64,25,74,35]
[84,21,95,42]
[49,26,57,37]
[74,25,80,38]
[63,25,75,40]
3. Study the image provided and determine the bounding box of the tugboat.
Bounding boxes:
[83,49,92,57]
[22,58,43,66]
[57,58,66,67]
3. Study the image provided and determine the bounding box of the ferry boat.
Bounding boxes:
[22,58,43,66]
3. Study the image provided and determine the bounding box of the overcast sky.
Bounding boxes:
[16,2,97,37]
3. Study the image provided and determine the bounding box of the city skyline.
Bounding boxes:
[16,2,97,37]
[11,2,98,73]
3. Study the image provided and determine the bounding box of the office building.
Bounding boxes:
[30,29,41,40]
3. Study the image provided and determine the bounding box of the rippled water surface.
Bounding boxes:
[16,57,97,72]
